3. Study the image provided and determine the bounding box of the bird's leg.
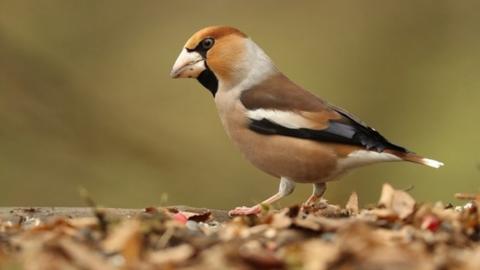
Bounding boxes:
[228,177,295,216]
[303,182,327,208]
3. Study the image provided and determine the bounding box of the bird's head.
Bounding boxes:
[171,26,276,96]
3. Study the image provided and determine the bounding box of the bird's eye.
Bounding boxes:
[201,38,214,50]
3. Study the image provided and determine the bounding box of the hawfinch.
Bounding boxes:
[170,26,443,216]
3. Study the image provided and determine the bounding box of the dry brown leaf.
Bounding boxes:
[148,244,194,266]
[366,208,398,221]
[67,217,99,228]
[101,219,142,265]
[293,216,322,231]
[22,249,77,270]
[376,184,416,219]
[455,193,480,201]
[268,209,293,229]
[378,183,395,207]
[392,190,416,219]
[219,217,250,241]
[167,208,212,223]
[346,192,359,215]
[59,238,116,270]
[463,246,480,269]
[301,240,338,270]
[239,240,284,269]
[4,184,480,270]
[182,211,212,222]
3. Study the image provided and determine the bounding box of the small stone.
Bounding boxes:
[186,220,199,231]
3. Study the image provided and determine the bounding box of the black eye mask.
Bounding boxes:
[186,37,215,58]
[185,37,218,96]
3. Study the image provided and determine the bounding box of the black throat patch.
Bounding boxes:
[197,67,218,96]
[185,39,218,97]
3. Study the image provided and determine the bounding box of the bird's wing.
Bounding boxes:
[240,74,407,153]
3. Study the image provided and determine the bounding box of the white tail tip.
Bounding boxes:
[421,158,444,168]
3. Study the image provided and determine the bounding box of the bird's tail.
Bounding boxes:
[389,151,444,168]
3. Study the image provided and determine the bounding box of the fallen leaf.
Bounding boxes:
[391,190,416,219]
[378,183,395,208]
[101,220,142,265]
[173,213,188,224]
[59,238,116,270]
[300,240,338,270]
[148,244,194,265]
[239,240,284,269]
[346,192,359,215]
[183,211,211,223]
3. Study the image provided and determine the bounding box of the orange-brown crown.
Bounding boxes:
[184,26,248,84]
[184,26,247,50]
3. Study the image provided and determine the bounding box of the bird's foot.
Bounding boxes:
[228,205,261,216]
[301,195,320,209]
[301,196,327,213]
[300,203,316,213]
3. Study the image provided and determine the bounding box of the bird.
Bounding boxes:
[170,26,444,216]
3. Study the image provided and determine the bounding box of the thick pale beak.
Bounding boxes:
[170,48,206,78]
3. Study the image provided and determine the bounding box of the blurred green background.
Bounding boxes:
[0,1,479,209]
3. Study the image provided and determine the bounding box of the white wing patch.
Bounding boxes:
[337,150,401,171]
[247,109,311,129]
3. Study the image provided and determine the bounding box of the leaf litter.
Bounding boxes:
[1,183,480,269]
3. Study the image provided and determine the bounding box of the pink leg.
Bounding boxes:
[229,177,295,216]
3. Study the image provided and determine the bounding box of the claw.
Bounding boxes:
[301,195,328,213]
[304,194,321,207]
[228,205,261,216]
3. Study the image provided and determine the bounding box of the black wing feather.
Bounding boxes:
[248,110,407,153]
